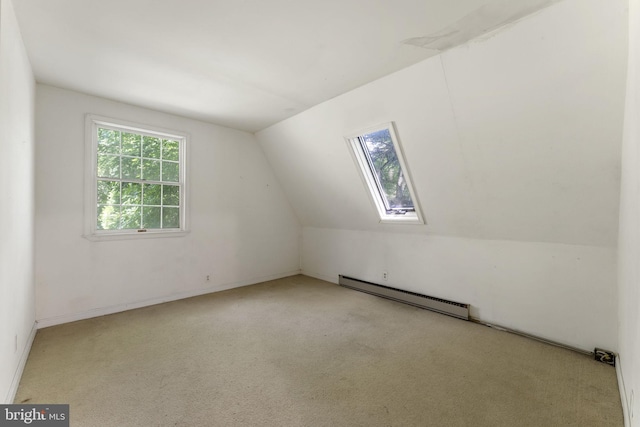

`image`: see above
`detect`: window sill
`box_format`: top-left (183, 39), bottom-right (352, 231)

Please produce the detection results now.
top-left (83, 230), bottom-right (190, 242)
top-left (379, 213), bottom-right (424, 224)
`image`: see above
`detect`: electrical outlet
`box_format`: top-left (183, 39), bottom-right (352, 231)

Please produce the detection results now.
top-left (206, 275), bottom-right (210, 281)
top-left (382, 272), bottom-right (388, 281)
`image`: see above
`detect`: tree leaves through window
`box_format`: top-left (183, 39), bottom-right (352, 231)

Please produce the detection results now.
top-left (96, 127), bottom-right (182, 230)
top-left (360, 129), bottom-right (414, 212)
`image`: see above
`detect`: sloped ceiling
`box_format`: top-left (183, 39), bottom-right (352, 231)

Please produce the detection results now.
top-left (14, 0), bottom-right (560, 132)
top-left (256, 0), bottom-right (628, 247)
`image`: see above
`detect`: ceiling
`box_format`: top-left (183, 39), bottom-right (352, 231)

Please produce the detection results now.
top-left (13, 0), bottom-right (560, 132)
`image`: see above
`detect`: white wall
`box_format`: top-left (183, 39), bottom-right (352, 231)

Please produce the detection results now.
top-left (618, 0), bottom-right (640, 424)
top-left (35, 85), bottom-right (301, 325)
top-left (257, 0), bottom-right (626, 351)
top-left (0, 0), bottom-right (36, 403)
top-left (303, 228), bottom-right (616, 351)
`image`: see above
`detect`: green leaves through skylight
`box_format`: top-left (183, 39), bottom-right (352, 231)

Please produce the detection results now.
top-left (347, 123), bottom-right (423, 224)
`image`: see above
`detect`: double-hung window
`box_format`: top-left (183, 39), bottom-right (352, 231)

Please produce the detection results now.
top-left (84, 115), bottom-right (188, 240)
top-left (346, 122), bottom-right (424, 224)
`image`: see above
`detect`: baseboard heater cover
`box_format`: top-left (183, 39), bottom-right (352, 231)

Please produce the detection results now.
top-left (339, 275), bottom-right (469, 320)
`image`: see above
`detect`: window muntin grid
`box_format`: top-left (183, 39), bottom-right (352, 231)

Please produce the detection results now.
top-left (93, 124), bottom-right (184, 232)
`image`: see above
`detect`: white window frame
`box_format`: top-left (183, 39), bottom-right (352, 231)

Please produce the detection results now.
top-left (346, 122), bottom-right (424, 224)
top-left (84, 114), bottom-right (189, 241)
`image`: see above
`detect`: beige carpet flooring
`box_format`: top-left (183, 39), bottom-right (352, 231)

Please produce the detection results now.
top-left (15, 275), bottom-right (622, 426)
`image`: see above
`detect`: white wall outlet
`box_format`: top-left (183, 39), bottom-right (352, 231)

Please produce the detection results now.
top-left (206, 275), bottom-right (210, 281)
top-left (382, 272), bottom-right (388, 281)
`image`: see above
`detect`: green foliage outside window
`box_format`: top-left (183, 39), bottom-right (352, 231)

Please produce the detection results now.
top-left (96, 127), bottom-right (181, 230)
top-left (360, 129), bottom-right (413, 211)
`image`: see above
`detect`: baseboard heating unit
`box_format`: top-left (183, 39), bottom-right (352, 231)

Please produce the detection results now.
top-left (339, 275), bottom-right (469, 320)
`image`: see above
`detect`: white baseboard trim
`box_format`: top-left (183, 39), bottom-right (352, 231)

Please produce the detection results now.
top-left (36, 270), bottom-right (301, 329)
top-left (617, 356), bottom-right (631, 427)
top-left (5, 322), bottom-right (37, 404)
top-left (300, 270), bottom-right (338, 284)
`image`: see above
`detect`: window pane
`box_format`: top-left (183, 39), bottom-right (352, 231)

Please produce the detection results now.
top-left (143, 136), bottom-right (161, 158)
top-left (162, 207), bottom-right (180, 228)
top-left (97, 154), bottom-right (120, 178)
top-left (97, 180), bottom-right (120, 205)
top-left (97, 205), bottom-right (120, 230)
top-left (91, 118), bottom-right (186, 236)
top-left (121, 182), bottom-right (141, 205)
top-left (162, 139), bottom-right (179, 161)
top-left (361, 129), bottom-right (414, 210)
top-left (142, 206), bottom-right (161, 229)
top-left (162, 161), bottom-right (179, 182)
top-left (121, 206), bottom-right (141, 229)
top-left (97, 128), bottom-right (120, 154)
top-left (143, 184), bottom-right (161, 205)
top-left (142, 159), bottom-right (161, 181)
top-left (122, 157), bottom-right (141, 180)
top-left (162, 185), bottom-right (180, 206)
top-left (122, 132), bottom-right (141, 156)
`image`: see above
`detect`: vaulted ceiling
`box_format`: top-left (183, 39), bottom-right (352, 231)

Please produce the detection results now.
top-left (14, 0), bottom-right (560, 132)
top-left (256, 0), bottom-right (627, 246)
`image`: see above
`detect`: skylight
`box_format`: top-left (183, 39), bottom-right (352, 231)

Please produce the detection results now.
top-left (346, 123), bottom-right (424, 224)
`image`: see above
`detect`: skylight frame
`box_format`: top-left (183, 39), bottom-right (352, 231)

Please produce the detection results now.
top-left (346, 122), bottom-right (425, 224)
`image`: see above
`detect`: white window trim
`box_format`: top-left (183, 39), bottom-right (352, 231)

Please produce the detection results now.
top-left (346, 122), bottom-right (425, 225)
top-left (83, 114), bottom-right (189, 241)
